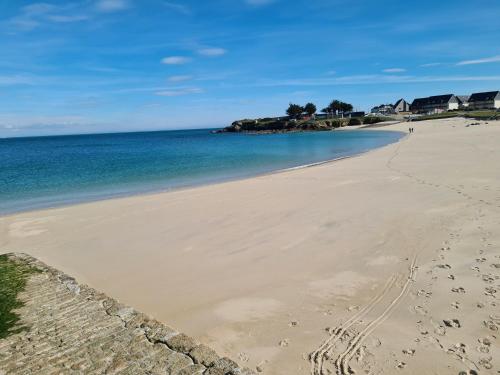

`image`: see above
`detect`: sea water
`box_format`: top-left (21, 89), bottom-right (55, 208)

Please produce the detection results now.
top-left (0, 128), bottom-right (403, 214)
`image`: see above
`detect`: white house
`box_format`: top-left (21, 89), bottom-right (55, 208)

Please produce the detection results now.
top-left (410, 94), bottom-right (459, 114)
top-left (468, 91), bottom-right (500, 110)
top-left (393, 98), bottom-right (410, 113)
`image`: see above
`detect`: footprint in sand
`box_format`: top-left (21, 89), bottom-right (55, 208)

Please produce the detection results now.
top-left (481, 274), bottom-right (497, 283)
top-left (484, 286), bottom-right (497, 297)
top-left (402, 349), bottom-right (415, 356)
top-left (237, 352), bottom-right (250, 362)
top-left (451, 287), bottom-right (466, 294)
top-left (413, 305), bottom-right (428, 315)
top-left (417, 289), bottom-right (432, 298)
top-left (443, 319), bottom-right (461, 328)
top-left (478, 356), bottom-right (493, 370)
top-left (447, 342), bottom-right (466, 355)
top-left (278, 339), bottom-right (289, 347)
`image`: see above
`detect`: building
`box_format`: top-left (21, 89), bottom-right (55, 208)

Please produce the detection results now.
top-left (410, 94), bottom-right (459, 114)
top-left (468, 91), bottom-right (500, 110)
top-left (393, 98), bottom-right (410, 113)
top-left (346, 111), bottom-right (366, 118)
top-left (370, 104), bottom-right (394, 115)
top-left (456, 95), bottom-right (470, 109)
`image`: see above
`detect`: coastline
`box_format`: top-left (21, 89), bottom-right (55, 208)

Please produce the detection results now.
top-left (0, 128), bottom-right (404, 217)
top-left (1, 118), bottom-right (499, 374)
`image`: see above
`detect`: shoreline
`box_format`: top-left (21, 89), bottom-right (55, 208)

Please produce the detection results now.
top-left (2, 118), bottom-right (499, 374)
top-left (1, 128), bottom-right (404, 218)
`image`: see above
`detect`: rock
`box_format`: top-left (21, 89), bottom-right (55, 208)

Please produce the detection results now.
top-left (144, 321), bottom-right (178, 343)
top-left (190, 344), bottom-right (220, 367)
top-left (204, 368), bottom-right (225, 375)
top-left (164, 352), bottom-right (193, 373)
top-left (212, 357), bottom-right (239, 373)
top-left (177, 364), bottom-right (206, 375)
top-left (166, 333), bottom-right (197, 354)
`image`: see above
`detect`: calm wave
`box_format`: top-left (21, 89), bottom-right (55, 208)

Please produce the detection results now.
top-left (0, 129), bottom-right (403, 214)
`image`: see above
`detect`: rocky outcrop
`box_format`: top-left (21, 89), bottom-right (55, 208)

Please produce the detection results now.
top-left (0, 253), bottom-right (254, 375)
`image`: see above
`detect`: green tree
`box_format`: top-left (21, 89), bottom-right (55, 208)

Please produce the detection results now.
top-left (341, 102), bottom-right (353, 112)
top-left (328, 100), bottom-right (353, 114)
top-left (304, 103), bottom-right (317, 116)
top-left (286, 103), bottom-right (304, 118)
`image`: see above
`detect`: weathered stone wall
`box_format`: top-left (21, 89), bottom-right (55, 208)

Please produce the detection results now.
top-left (0, 253), bottom-right (254, 375)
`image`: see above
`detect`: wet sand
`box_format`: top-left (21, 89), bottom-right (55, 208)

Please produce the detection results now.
top-left (1, 118), bottom-right (499, 374)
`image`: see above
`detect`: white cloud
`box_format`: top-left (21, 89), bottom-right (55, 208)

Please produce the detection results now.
top-left (382, 68), bottom-right (406, 73)
top-left (161, 56), bottom-right (191, 65)
top-left (420, 62), bottom-right (442, 68)
top-left (168, 75), bottom-right (193, 82)
top-left (156, 87), bottom-right (203, 96)
top-left (47, 14), bottom-right (89, 23)
top-left (456, 55), bottom-right (500, 66)
top-left (95, 0), bottom-right (130, 12)
top-left (197, 48), bottom-right (227, 57)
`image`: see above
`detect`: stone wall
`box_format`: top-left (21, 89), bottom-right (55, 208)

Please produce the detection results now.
top-left (0, 253), bottom-right (254, 375)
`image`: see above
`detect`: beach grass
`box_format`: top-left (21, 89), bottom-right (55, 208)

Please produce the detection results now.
top-left (463, 110), bottom-right (500, 120)
top-left (0, 255), bottom-right (39, 338)
top-left (412, 110), bottom-right (500, 122)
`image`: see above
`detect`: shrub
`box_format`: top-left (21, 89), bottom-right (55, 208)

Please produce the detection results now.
top-left (363, 116), bottom-right (387, 124)
top-left (331, 119), bottom-right (348, 128)
top-left (348, 118), bottom-right (363, 126)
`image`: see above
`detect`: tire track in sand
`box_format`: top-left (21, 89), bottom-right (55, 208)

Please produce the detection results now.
top-left (335, 256), bottom-right (418, 375)
top-left (309, 274), bottom-right (398, 375)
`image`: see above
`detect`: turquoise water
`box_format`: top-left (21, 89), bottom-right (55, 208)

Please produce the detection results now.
top-left (0, 129), bottom-right (403, 214)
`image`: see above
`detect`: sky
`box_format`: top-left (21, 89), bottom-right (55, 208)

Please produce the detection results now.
top-left (1, 0), bottom-right (500, 137)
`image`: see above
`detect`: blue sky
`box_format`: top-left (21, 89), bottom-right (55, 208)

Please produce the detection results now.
top-left (1, 0), bottom-right (499, 137)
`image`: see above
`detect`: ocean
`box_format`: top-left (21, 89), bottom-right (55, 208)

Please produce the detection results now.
top-left (0, 128), bottom-right (403, 214)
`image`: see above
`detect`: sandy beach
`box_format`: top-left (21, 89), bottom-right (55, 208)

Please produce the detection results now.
top-left (1, 118), bottom-right (499, 374)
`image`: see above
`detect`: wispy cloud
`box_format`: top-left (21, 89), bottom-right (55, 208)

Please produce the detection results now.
top-left (95, 0), bottom-right (130, 13)
top-left (163, 2), bottom-right (191, 15)
top-left (197, 48), bottom-right (227, 57)
top-left (168, 75), bottom-right (193, 82)
top-left (456, 55), bottom-right (500, 66)
top-left (249, 74), bottom-right (500, 87)
top-left (382, 68), bottom-right (406, 73)
top-left (156, 87), bottom-right (203, 96)
top-left (161, 56), bottom-right (192, 65)
top-left (47, 14), bottom-right (89, 23)
top-left (5, 2), bottom-right (89, 31)
top-left (0, 75), bottom-right (39, 86)
top-left (419, 62), bottom-right (442, 68)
